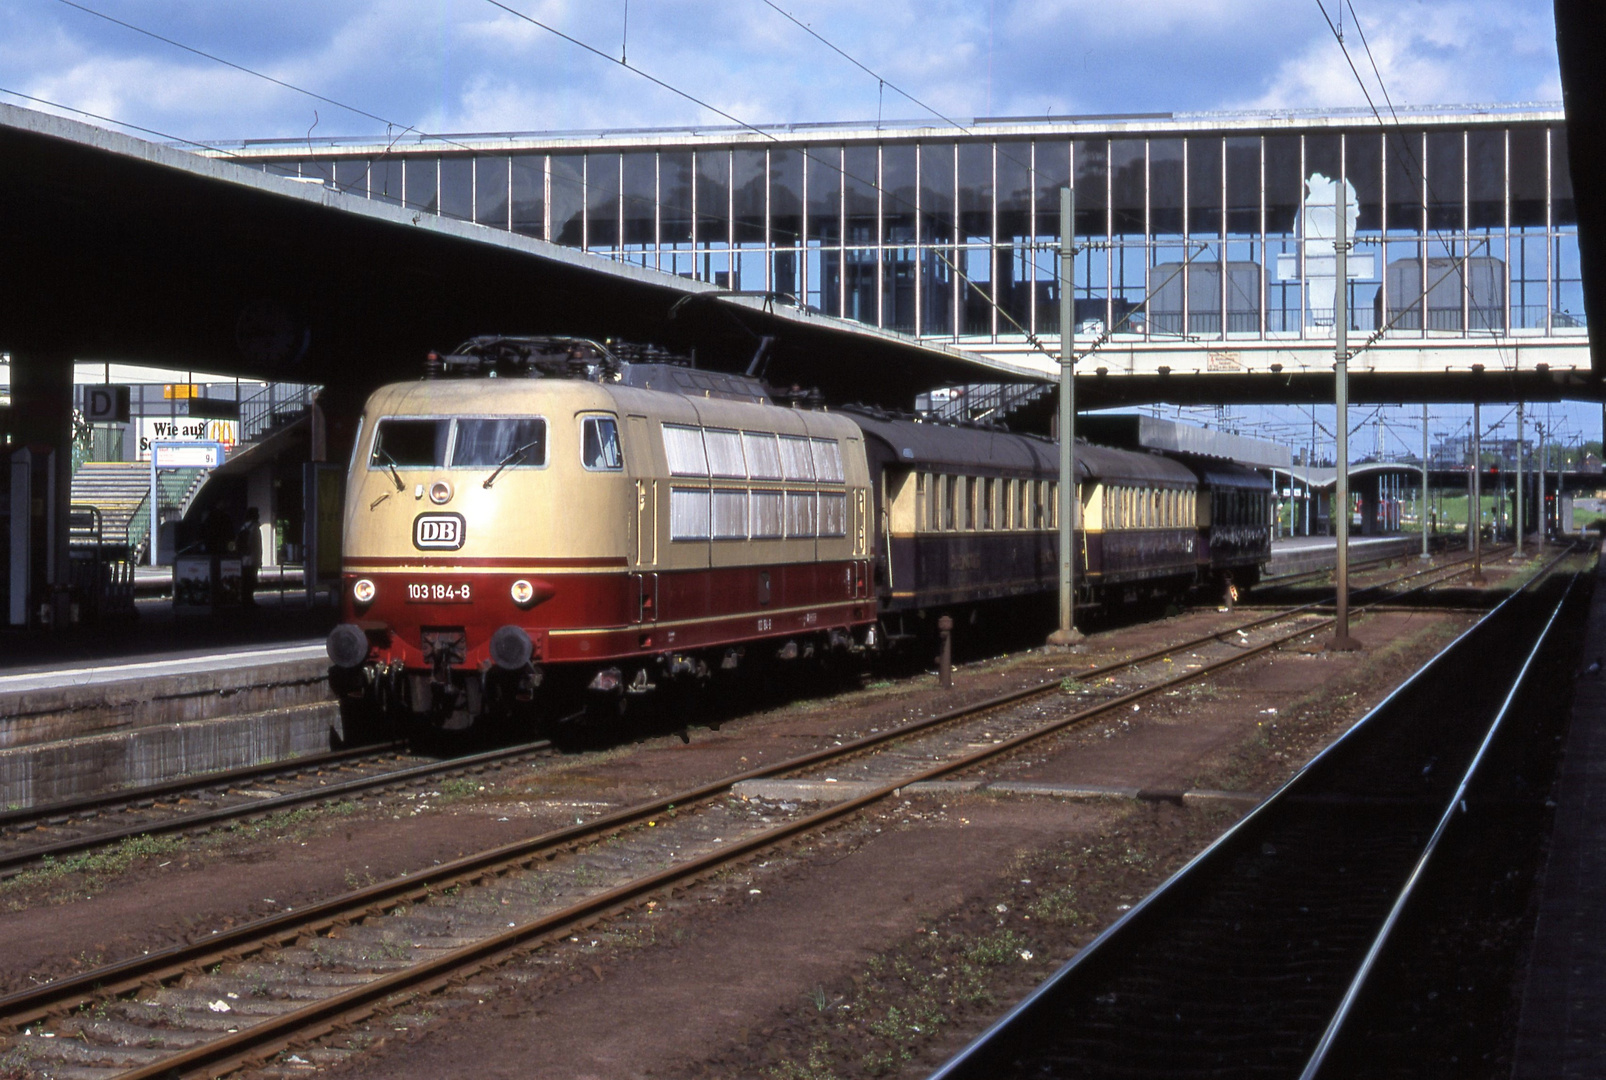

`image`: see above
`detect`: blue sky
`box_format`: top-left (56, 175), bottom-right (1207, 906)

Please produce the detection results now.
top-left (0, 0), bottom-right (1564, 144)
top-left (1, 1), bottom-right (1588, 454)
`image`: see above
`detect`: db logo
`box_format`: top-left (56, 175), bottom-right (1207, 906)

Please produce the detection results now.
top-left (414, 513), bottom-right (466, 550)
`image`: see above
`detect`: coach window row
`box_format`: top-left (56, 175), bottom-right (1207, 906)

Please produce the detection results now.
top-left (916, 473), bottom-right (1058, 533)
top-left (669, 488), bottom-right (849, 541)
top-left (1104, 485), bottom-right (1195, 530)
top-left (1214, 489), bottom-right (1268, 527)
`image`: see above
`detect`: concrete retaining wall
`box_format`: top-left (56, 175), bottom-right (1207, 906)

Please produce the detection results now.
top-left (0, 700), bottom-right (342, 808)
top-left (0, 660), bottom-right (332, 750)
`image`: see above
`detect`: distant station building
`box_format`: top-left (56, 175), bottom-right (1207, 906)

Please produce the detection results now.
top-left (217, 104), bottom-right (1587, 389)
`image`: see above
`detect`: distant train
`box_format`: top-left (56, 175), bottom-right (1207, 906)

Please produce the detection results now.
top-left (326, 337), bottom-right (1271, 732)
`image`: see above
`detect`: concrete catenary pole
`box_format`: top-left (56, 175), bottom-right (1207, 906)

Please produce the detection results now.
top-left (1515, 401), bottom-right (1524, 557)
top-left (1472, 402), bottom-right (1484, 581)
top-left (1538, 422), bottom-right (1548, 539)
top-left (1421, 403), bottom-right (1431, 560)
top-left (1049, 186), bottom-right (1082, 647)
top-left (1331, 177), bottom-right (1358, 650)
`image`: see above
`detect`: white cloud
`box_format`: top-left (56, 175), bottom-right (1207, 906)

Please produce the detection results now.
top-left (0, 0), bottom-right (1563, 145)
top-left (1241, 2), bottom-right (1560, 111)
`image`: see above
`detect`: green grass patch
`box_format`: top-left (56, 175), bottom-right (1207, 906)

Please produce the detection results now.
top-left (6, 832), bottom-right (182, 893)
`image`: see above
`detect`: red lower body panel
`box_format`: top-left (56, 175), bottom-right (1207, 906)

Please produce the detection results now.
top-left (343, 560), bottom-right (874, 671)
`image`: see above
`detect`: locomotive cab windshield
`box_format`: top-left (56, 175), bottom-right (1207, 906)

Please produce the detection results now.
top-left (367, 416), bottom-right (550, 471)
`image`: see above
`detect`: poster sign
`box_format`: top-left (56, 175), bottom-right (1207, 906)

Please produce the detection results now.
top-left (152, 441), bottom-right (224, 468)
top-left (137, 418), bottom-right (239, 460)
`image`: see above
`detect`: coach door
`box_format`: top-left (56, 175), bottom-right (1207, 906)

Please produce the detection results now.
top-left (626, 415), bottom-right (657, 568)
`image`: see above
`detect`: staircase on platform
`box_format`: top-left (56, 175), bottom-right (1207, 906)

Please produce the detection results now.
top-left (70, 462), bottom-right (206, 563)
top-left (70, 382), bottom-right (319, 563)
top-left (921, 382), bottom-right (1054, 425)
top-left (69, 462), bottom-right (152, 545)
top-left (238, 383), bottom-right (315, 447)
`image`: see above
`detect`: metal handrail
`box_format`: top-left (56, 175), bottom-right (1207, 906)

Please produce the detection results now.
top-left (238, 382), bottom-right (317, 445)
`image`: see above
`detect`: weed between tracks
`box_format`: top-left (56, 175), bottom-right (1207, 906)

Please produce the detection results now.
top-left (1192, 615), bottom-right (1467, 794)
top-left (0, 799), bottom-right (365, 909)
top-left (694, 802), bottom-right (1237, 1080)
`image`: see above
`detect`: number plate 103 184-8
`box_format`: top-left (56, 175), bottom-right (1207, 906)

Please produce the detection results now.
top-left (406, 581), bottom-right (473, 603)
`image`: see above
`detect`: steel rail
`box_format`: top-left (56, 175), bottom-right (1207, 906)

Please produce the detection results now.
top-left (0, 741), bottom-right (405, 829)
top-left (1296, 565), bottom-right (1581, 1079)
top-left (925, 542), bottom-right (1581, 1080)
top-left (0, 739), bottom-right (553, 876)
top-left (2, 556), bottom-right (1487, 1078)
top-left (111, 619), bottom-right (1343, 1080)
top-left (0, 551), bottom-right (1472, 881)
top-left (0, 552), bottom-right (1481, 1036)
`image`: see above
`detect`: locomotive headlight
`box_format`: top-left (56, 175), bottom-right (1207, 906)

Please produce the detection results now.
top-left (353, 578), bottom-right (377, 605)
top-left (510, 579), bottom-right (535, 606)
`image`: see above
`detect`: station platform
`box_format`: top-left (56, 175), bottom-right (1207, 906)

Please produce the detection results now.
top-left (0, 593), bottom-right (341, 808)
top-left (1512, 555), bottom-right (1606, 1076)
top-left (1263, 533), bottom-right (1431, 580)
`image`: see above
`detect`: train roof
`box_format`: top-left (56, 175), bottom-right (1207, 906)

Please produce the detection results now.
top-left (359, 370), bottom-right (863, 443)
top-left (845, 410), bottom-right (1196, 486)
top-left (1190, 459), bottom-right (1274, 490)
top-left (425, 335), bottom-right (773, 405)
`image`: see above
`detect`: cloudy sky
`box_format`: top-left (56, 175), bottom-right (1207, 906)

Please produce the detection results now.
top-left (0, 0), bottom-right (1564, 146)
top-left (1, 1), bottom-right (1586, 451)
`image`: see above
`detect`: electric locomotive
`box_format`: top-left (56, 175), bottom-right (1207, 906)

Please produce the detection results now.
top-left (327, 337), bottom-right (876, 731)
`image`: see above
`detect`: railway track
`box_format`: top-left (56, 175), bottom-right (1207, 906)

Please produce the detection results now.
top-left (0, 741), bottom-right (556, 879)
top-left (0, 548), bottom-right (1494, 884)
top-left (0, 551), bottom-right (1493, 1078)
top-left (928, 545), bottom-right (1584, 1080)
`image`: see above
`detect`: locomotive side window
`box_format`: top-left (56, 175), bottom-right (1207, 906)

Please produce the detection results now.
top-left (810, 439), bottom-right (844, 482)
top-left (742, 432), bottom-right (784, 479)
top-left (581, 416), bottom-right (622, 470)
top-left (750, 490), bottom-right (784, 538)
top-left (785, 491), bottom-right (818, 537)
top-left (711, 489), bottom-right (747, 539)
top-left (705, 428), bottom-right (746, 478)
top-left (663, 424), bottom-right (709, 476)
top-left (820, 492), bottom-right (848, 537)
top-left (669, 487), bottom-right (711, 540)
top-left (779, 435), bottom-right (816, 480)
top-left (452, 418), bottom-right (547, 468)
top-left (371, 418), bottom-right (450, 468)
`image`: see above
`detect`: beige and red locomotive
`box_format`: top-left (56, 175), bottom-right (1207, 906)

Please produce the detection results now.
top-left (326, 338), bottom-right (875, 730)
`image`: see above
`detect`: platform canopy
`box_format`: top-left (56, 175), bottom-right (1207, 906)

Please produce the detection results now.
top-left (1557, 0), bottom-right (1606, 375)
top-left (0, 103), bottom-right (1037, 408)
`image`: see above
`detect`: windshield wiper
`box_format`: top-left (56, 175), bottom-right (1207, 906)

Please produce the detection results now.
top-left (374, 446), bottom-right (405, 492)
top-left (483, 439), bottom-right (542, 489)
